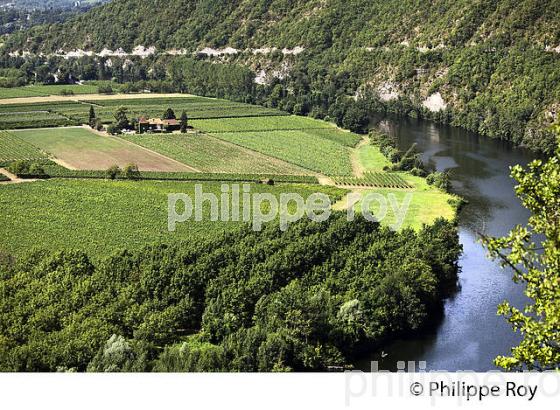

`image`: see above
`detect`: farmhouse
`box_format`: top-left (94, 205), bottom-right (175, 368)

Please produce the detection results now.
top-left (138, 116), bottom-right (181, 133)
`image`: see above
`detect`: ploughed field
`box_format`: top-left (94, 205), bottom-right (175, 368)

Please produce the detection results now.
top-left (12, 128), bottom-right (194, 172)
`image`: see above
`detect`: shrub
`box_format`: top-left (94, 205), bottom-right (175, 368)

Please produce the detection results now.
top-left (122, 163), bottom-right (141, 180)
top-left (8, 161), bottom-right (47, 178)
top-left (59, 89), bottom-right (75, 96)
top-left (8, 160), bottom-right (29, 175)
top-left (371, 131), bottom-right (397, 153)
top-left (426, 171), bottom-right (451, 191)
top-left (28, 163), bottom-right (46, 176)
top-left (98, 85), bottom-right (114, 94)
top-left (383, 146), bottom-right (402, 163)
top-left (410, 167), bottom-right (427, 177)
top-left (106, 165), bottom-right (121, 180)
top-left (106, 124), bottom-right (120, 135)
top-left (94, 119), bottom-right (104, 131)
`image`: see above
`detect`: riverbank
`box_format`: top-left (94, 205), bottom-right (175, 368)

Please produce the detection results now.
top-left (357, 116), bottom-right (534, 371)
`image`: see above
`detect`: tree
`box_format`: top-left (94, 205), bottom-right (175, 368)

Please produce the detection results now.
top-left (88, 106), bottom-right (96, 127)
top-left (426, 171), bottom-right (451, 191)
top-left (180, 110), bottom-right (188, 133)
top-left (8, 160), bottom-right (29, 175)
top-left (482, 124), bottom-right (560, 371)
top-left (114, 106), bottom-right (129, 130)
top-left (94, 118), bottom-right (104, 131)
top-left (106, 165), bottom-right (121, 180)
top-left (342, 102), bottom-right (370, 134)
top-left (122, 163), bottom-right (140, 180)
top-left (87, 335), bottom-right (138, 372)
top-left (163, 108), bottom-right (176, 120)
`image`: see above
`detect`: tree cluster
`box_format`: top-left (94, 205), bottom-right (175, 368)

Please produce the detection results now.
top-left (0, 214), bottom-right (461, 372)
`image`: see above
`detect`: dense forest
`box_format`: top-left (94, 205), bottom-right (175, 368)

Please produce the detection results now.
top-left (0, 215), bottom-right (461, 372)
top-left (0, 1), bottom-right (110, 35)
top-left (0, 1), bottom-right (108, 10)
top-left (1, 0), bottom-right (559, 152)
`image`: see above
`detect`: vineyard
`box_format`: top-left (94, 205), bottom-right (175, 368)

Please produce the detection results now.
top-left (121, 133), bottom-right (309, 175)
top-left (0, 110), bottom-right (76, 130)
top-left (191, 115), bottom-right (332, 133)
top-left (0, 131), bottom-right (47, 166)
top-left (14, 162), bottom-right (319, 184)
top-left (83, 96), bottom-right (289, 122)
top-left (0, 179), bottom-right (345, 258)
top-left (303, 128), bottom-right (362, 148)
top-left (213, 130), bottom-right (353, 176)
top-left (334, 172), bottom-right (412, 188)
top-left (0, 96), bottom-right (290, 129)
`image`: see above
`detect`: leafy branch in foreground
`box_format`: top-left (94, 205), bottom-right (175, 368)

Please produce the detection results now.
top-left (482, 124), bottom-right (560, 371)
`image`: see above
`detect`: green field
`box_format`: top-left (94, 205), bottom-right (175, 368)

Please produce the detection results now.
top-left (213, 130), bottom-right (353, 176)
top-left (0, 179), bottom-right (346, 258)
top-left (342, 167), bottom-right (459, 230)
top-left (334, 172), bottom-right (412, 188)
top-left (0, 110), bottom-right (75, 130)
top-left (122, 133), bottom-right (309, 175)
top-left (0, 93), bottom-right (458, 259)
top-left (0, 82), bottom-right (119, 99)
top-left (0, 131), bottom-right (47, 165)
top-left (191, 115), bottom-right (332, 133)
top-left (304, 128), bottom-right (362, 147)
top-left (85, 96), bottom-right (288, 122)
top-left (0, 96), bottom-right (291, 128)
top-left (358, 144), bottom-right (393, 171)
top-left (0, 88), bottom-right (45, 99)
top-left (21, 84), bottom-right (102, 96)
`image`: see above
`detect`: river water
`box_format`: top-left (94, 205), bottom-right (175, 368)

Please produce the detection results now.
top-left (360, 117), bottom-right (536, 372)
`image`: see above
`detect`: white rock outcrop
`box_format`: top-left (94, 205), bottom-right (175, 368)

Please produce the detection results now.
top-left (423, 92), bottom-right (447, 112)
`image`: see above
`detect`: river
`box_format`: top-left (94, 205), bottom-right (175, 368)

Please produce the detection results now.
top-left (360, 117), bottom-right (536, 372)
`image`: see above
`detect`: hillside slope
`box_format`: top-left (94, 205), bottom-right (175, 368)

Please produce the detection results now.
top-left (2, 0), bottom-right (560, 151)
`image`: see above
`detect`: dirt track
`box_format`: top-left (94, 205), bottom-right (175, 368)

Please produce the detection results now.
top-left (0, 168), bottom-right (38, 185)
top-left (0, 93), bottom-right (196, 105)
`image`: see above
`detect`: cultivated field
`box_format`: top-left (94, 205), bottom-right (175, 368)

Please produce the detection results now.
top-left (0, 92), bottom-right (458, 262)
top-left (0, 95), bottom-right (289, 129)
top-left (0, 82), bottom-right (119, 100)
top-left (0, 88), bottom-right (46, 99)
top-left (86, 97), bottom-right (287, 123)
top-left (122, 133), bottom-right (309, 175)
top-left (0, 131), bottom-right (48, 165)
top-left (0, 179), bottom-right (345, 258)
top-left (303, 128), bottom-right (362, 147)
top-left (13, 128), bottom-right (194, 171)
top-left (354, 175), bottom-right (458, 230)
top-left (191, 115), bottom-right (332, 133)
top-left (213, 130), bottom-right (354, 176)
top-left (333, 172), bottom-right (412, 188)
top-left (0, 109), bottom-right (74, 130)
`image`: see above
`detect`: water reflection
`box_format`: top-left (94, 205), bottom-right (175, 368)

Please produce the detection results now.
top-left (358, 117), bottom-right (535, 371)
